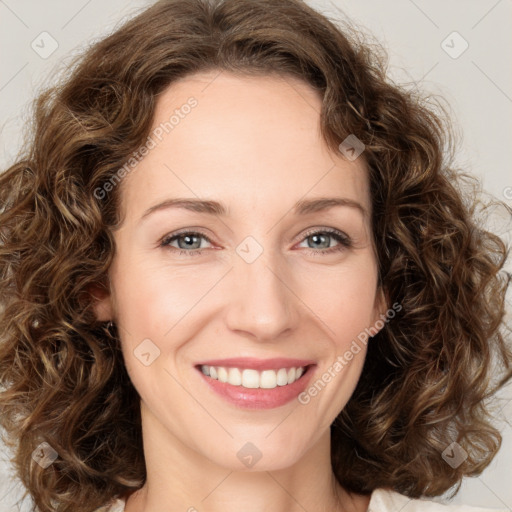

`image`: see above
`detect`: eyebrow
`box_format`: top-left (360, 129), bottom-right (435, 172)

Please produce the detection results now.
top-left (139, 196), bottom-right (367, 222)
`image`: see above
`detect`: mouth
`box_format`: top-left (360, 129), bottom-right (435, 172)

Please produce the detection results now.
top-left (194, 357), bottom-right (316, 409)
top-left (197, 364), bottom-right (311, 388)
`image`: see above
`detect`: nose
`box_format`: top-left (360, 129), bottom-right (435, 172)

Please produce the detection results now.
top-left (224, 247), bottom-right (301, 343)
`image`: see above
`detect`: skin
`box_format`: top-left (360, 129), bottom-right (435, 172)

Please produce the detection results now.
top-left (92, 70), bottom-right (387, 512)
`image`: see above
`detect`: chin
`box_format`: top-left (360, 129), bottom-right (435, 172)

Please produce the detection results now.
top-left (203, 439), bottom-right (310, 473)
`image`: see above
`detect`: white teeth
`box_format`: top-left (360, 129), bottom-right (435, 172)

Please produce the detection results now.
top-left (276, 368), bottom-right (288, 386)
top-left (242, 369), bottom-right (260, 388)
top-left (228, 367), bottom-right (242, 386)
top-left (200, 365), bottom-right (307, 388)
top-left (217, 367), bottom-right (228, 383)
top-left (260, 370), bottom-right (277, 389)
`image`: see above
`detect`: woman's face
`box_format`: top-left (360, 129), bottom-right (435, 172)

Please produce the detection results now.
top-left (94, 71), bottom-right (386, 471)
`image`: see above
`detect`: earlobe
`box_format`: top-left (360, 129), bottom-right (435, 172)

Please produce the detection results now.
top-left (86, 283), bottom-right (114, 322)
top-left (371, 286), bottom-right (390, 336)
top-left (379, 287), bottom-right (391, 317)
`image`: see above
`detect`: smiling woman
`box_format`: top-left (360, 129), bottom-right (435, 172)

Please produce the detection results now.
top-left (0, 1), bottom-right (511, 512)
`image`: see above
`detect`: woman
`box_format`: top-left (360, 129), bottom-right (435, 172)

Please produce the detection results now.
top-left (0, 1), bottom-right (510, 511)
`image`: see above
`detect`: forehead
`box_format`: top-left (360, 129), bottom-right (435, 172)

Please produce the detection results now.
top-left (118, 71), bottom-right (370, 224)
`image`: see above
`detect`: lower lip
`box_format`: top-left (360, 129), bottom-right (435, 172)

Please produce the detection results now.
top-left (196, 366), bottom-right (315, 410)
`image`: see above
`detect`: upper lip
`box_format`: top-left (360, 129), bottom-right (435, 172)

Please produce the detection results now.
top-left (195, 357), bottom-right (316, 371)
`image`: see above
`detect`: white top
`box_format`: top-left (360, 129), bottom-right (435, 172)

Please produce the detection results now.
top-left (93, 488), bottom-right (508, 511)
top-left (367, 488), bottom-right (507, 511)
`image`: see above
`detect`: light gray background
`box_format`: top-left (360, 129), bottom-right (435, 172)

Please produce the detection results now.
top-left (0, 0), bottom-right (511, 511)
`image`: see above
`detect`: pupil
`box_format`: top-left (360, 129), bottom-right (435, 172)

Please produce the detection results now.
top-left (181, 235), bottom-right (199, 249)
top-left (311, 234), bottom-right (328, 249)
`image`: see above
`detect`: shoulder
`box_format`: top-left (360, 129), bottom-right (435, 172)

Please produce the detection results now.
top-left (368, 488), bottom-right (508, 512)
top-left (92, 498), bottom-right (126, 512)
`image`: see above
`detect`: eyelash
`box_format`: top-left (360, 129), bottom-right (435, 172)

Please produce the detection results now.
top-left (159, 228), bottom-right (352, 257)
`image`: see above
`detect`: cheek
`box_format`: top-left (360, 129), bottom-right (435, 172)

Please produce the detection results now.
top-left (109, 245), bottom-right (198, 334)
top-left (109, 257), bottom-right (224, 387)
top-left (296, 256), bottom-right (380, 338)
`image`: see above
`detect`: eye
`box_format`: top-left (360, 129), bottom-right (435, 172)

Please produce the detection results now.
top-left (296, 228), bottom-right (352, 255)
top-left (160, 230), bottom-right (213, 256)
top-left (160, 228), bottom-right (352, 257)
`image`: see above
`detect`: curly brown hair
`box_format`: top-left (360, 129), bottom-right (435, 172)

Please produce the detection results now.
top-left (1, 0), bottom-right (511, 511)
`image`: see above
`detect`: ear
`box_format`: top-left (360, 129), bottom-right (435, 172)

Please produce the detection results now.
top-left (370, 285), bottom-right (390, 336)
top-left (86, 282), bottom-right (114, 322)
